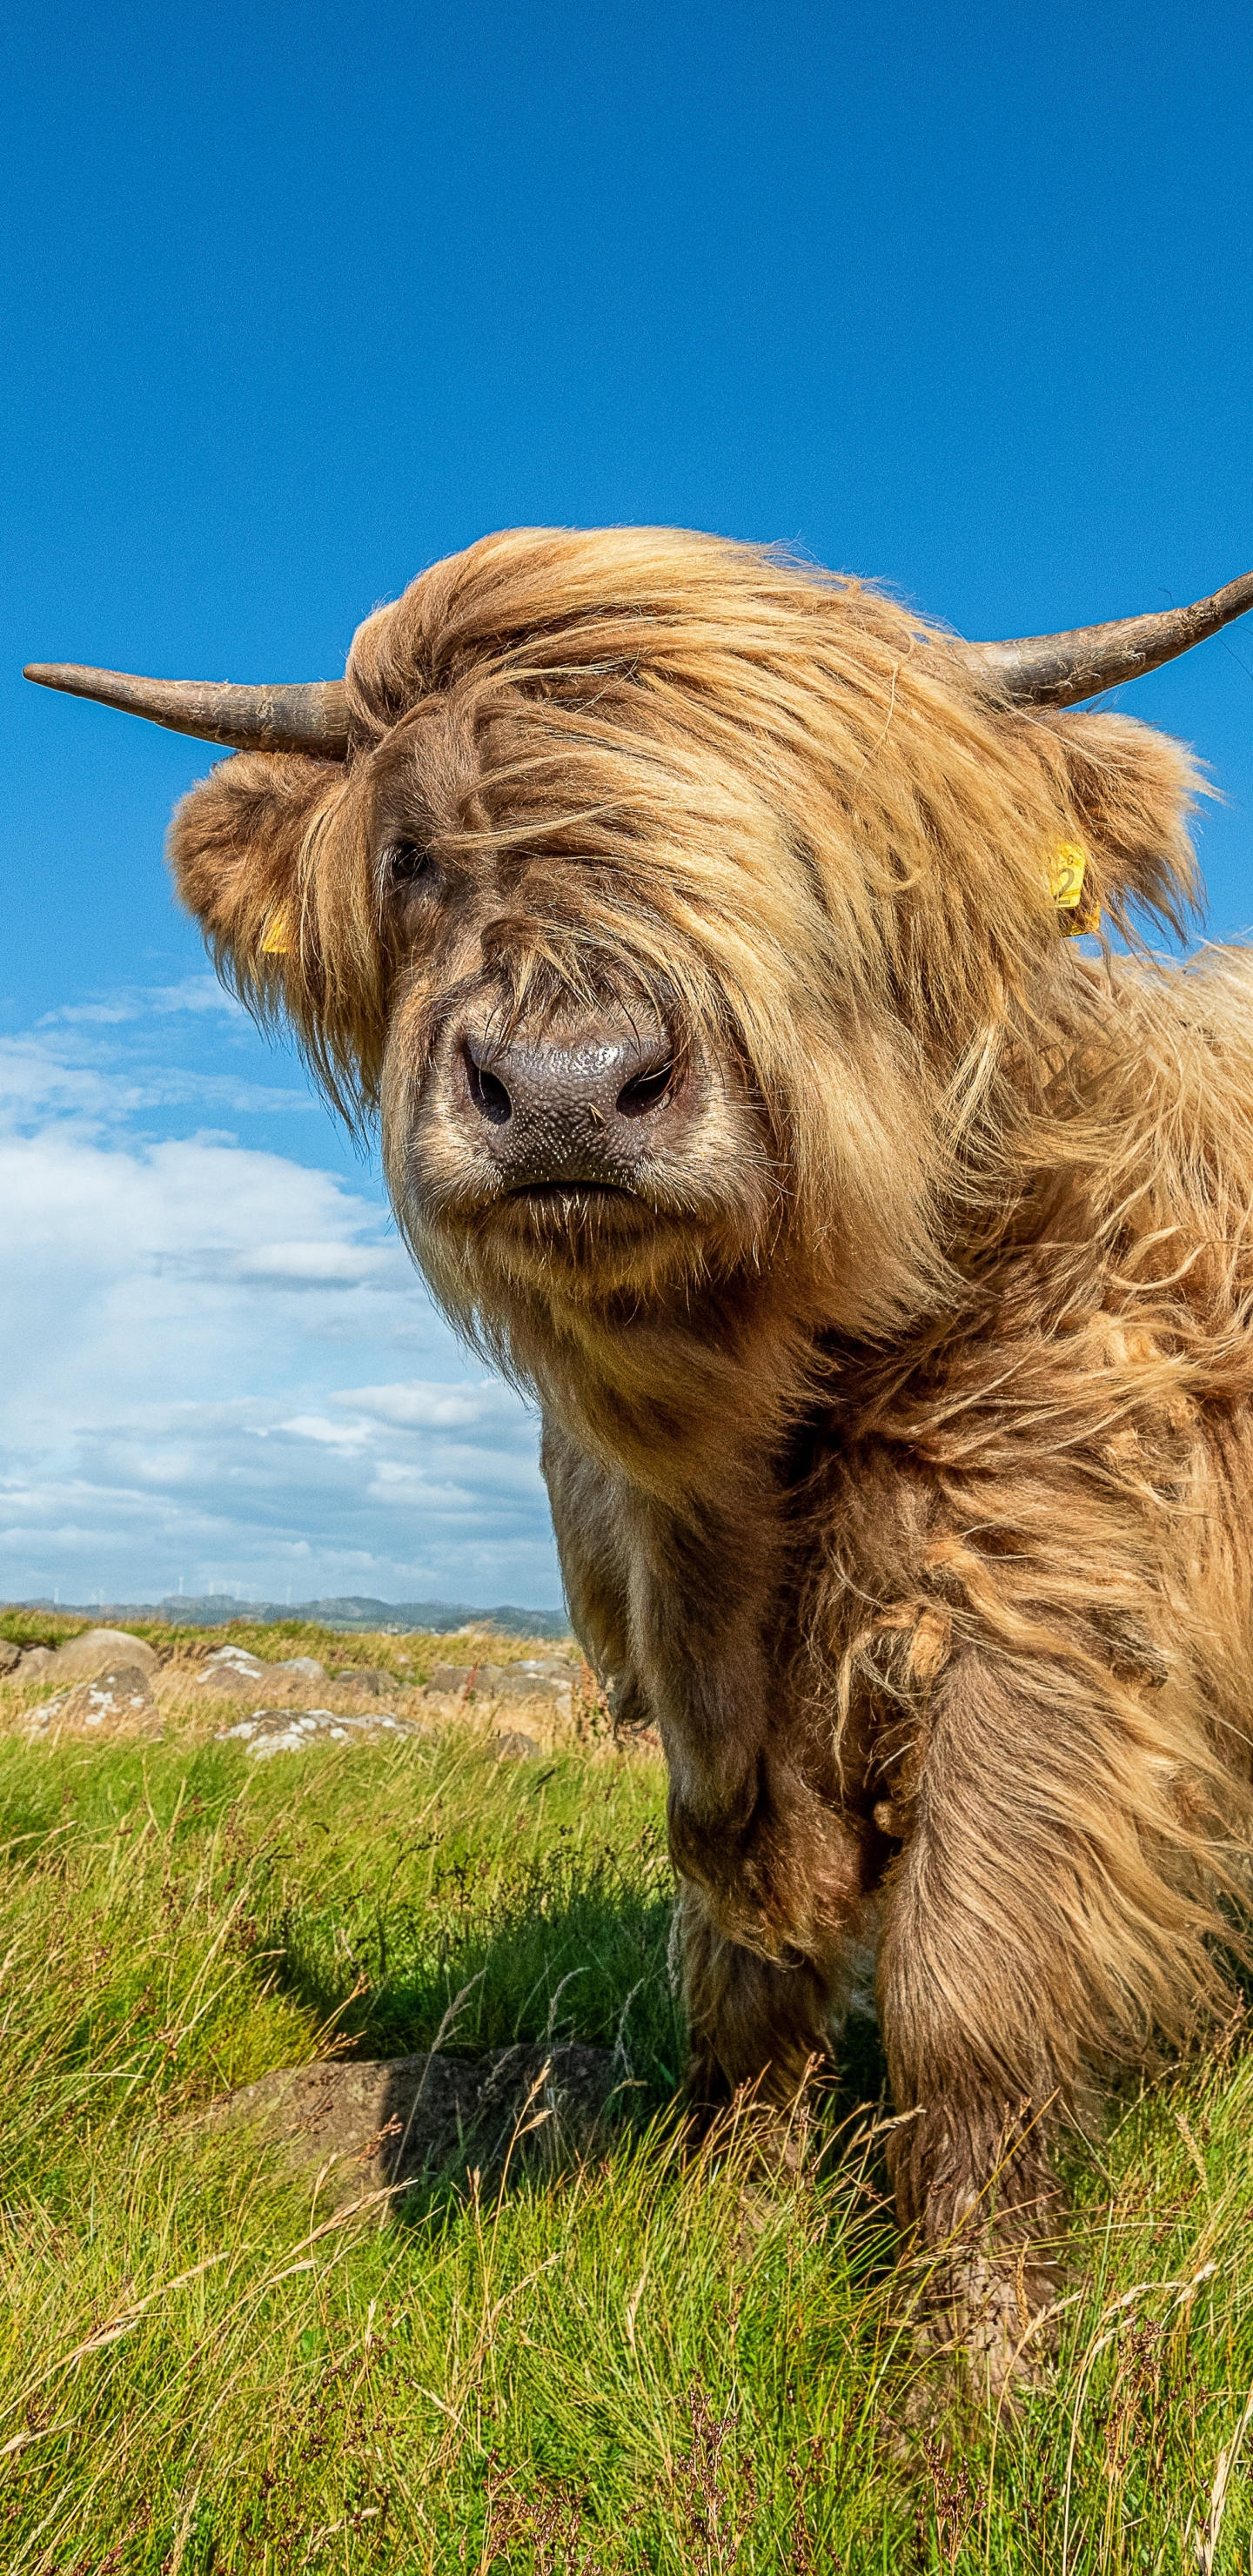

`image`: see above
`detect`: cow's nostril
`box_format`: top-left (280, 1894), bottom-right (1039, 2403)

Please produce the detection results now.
top-left (616, 1063), bottom-right (673, 1118)
top-left (465, 1047), bottom-right (513, 1125)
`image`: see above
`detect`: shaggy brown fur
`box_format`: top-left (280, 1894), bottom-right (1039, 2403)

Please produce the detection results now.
top-left (169, 526), bottom-right (1253, 2386)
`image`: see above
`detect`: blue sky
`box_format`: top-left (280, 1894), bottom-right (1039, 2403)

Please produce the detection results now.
top-left (3, 0), bottom-right (1252, 1607)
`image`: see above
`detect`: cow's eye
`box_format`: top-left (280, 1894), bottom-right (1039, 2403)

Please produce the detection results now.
top-left (386, 841), bottom-right (432, 888)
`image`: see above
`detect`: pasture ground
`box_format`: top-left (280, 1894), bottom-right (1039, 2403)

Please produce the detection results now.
top-left (0, 1611), bottom-right (1250, 2573)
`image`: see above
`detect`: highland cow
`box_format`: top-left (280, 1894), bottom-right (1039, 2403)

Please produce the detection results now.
top-left (27, 531), bottom-right (1253, 2388)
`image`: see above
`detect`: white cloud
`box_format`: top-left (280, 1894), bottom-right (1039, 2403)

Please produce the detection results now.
top-left (332, 1379), bottom-right (524, 1432)
top-left (278, 1414), bottom-right (377, 1448)
top-left (234, 1241), bottom-right (393, 1286)
top-left (37, 973), bottom-right (245, 1030)
top-left (0, 1024), bottom-right (315, 1133)
top-left (0, 995), bottom-right (561, 1610)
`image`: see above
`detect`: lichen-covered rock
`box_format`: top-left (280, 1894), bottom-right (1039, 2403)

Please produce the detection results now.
top-left (197, 1664), bottom-right (256, 1696)
top-left (197, 1648), bottom-right (330, 1700)
top-left (220, 1707), bottom-right (426, 1758)
top-left (25, 1664), bottom-right (158, 1739)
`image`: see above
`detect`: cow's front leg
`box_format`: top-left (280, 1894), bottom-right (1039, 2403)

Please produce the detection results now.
top-left (673, 1877), bottom-right (854, 2143)
top-left (875, 1647), bottom-right (1080, 2392)
top-left (541, 1421), bottom-right (647, 1721)
top-left (629, 1496), bottom-right (772, 1917)
top-left (548, 1445), bottom-right (868, 2130)
top-left (878, 1975), bottom-right (1061, 2397)
top-left (625, 1494), bottom-right (871, 2130)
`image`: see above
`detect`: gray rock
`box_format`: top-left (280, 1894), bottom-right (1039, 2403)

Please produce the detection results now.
top-left (276, 1655), bottom-right (327, 1680)
top-left (494, 1729), bottom-right (542, 1760)
top-left (0, 1641), bottom-right (20, 1677)
top-left (17, 1646), bottom-right (54, 1677)
top-left (197, 1661), bottom-right (261, 1695)
top-left (425, 1663), bottom-right (472, 1695)
top-left (50, 1627), bottom-right (160, 1682)
top-left (421, 1657), bottom-right (573, 1710)
top-left (331, 1665), bottom-right (389, 1694)
top-left (207, 2042), bottom-right (621, 2202)
top-left (477, 1661), bottom-right (565, 1701)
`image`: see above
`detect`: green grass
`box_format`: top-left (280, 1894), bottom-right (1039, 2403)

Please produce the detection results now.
top-left (2, 1701), bottom-right (1253, 2570)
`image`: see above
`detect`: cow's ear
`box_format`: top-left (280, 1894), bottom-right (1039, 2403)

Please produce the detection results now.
top-left (167, 750), bottom-right (343, 1000)
top-left (169, 750), bottom-right (388, 1123)
top-left (1023, 707), bottom-right (1203, 943)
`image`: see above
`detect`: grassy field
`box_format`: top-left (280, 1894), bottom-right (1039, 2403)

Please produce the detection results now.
top-left (1, 1616), bottom-right (1252, 2570)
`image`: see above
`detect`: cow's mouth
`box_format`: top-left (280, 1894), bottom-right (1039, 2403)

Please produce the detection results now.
top-left (507, 1180), bottom-right (638, 1204)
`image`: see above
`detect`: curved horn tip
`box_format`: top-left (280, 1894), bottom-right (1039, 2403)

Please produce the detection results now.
top-left (966, 566), bottom-right (1253, 710)
top-left (24, 663), bottom-right (79, 688)
top-left (21, 661), bottom-right (351, 757)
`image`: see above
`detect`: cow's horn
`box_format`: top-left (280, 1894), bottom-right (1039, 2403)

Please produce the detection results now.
top-left (964, 567), bottom-right (1253, 708)
top-left (22, 664), bottom-right (351, 757)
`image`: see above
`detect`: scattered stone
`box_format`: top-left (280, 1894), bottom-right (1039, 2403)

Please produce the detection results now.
top-left (478, 1660), bottom-right (569, 1701)
top-left (494, 1728), bottom-right (542, 1761)
top-left (419, 1657), bottom-right (576, 1728)
top-left (332, 1665), bottom-right (390, 1694)
top-left (220, 1707), bottom-right (425, 1759)
top-left (0, 1641), bottom-right (20, 1678)
top-left (50, 1627), bottom-right (161, 1682)
top-left (207, 2042), bottom-right (621, 2202)
top-left (197, 1660), bottom-right (263, 1696)
top-left (25, 1664), bottom-right (158, 1739)
top-left (425, 1663), bottom-right (473, 1696)
top-left (17, 1647), bottom-right (56, 1679)
top-left (198, 1647), bottom-right (328, 1697)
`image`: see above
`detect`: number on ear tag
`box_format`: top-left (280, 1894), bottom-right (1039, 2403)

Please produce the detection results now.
top-left (1048, 841), bottom-right (1100, 936)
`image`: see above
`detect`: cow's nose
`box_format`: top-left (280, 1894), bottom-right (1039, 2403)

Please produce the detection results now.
top-left (457, 1019), bottom-right (679, 1184)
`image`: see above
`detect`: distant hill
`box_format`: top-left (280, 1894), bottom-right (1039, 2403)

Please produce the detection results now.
top-left (13, 1593), bottom-right (572, 1640)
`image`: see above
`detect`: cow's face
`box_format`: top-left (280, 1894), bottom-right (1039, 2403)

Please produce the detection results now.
top-left (357, 704), bottom-right (775, 1310)
top-left (162, 527), bottom-right (1205, 1345)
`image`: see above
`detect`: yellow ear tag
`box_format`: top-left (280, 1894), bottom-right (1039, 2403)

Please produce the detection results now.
top-left (260, 902), bottom-right (295, 957)
top-left (1048, 841), bottom-right (1100, 937)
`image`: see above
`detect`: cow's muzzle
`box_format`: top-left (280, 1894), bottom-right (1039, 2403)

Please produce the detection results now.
top-left (452, 1013), bottom-right (684, 1192)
